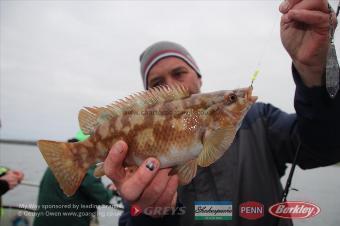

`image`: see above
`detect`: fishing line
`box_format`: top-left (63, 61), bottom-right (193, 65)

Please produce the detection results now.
top-left (245, 6), bottom-right (303, 226)
top-left (249, 3), bottom-right (281, 87)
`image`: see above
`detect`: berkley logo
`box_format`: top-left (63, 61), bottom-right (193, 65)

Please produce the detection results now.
top-left (239, 201), bottom-right (264, 220)
top-left (269, 201), bottom-right (321, 219)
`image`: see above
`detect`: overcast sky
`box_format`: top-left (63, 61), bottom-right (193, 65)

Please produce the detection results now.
top-left (1, 0), bottom-right (339, 141)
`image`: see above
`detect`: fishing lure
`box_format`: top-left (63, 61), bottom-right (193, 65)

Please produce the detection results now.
top-left (326, 3), bottom-right (340, 98)
top-left (250, 69), bottom-right (260, 88)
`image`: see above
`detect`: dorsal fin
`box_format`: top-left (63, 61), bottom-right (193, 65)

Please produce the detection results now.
top-left (79, 107), bottom-right (114, 134)
top-left (79, 84), bottom-right (189, 135)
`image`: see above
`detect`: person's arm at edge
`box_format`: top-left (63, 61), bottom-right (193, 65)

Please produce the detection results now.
top-left (292, 63), bottom-right (340, 162)
top-left (262, 64), bottom-right (340, 174)
top-left (0, 179), bottom-right (10, 196)
top-left (79, 167), bottom-right (114, 205)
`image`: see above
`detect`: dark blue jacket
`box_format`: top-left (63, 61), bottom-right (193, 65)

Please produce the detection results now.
top-left (119, 66), bottom-right (340, 226)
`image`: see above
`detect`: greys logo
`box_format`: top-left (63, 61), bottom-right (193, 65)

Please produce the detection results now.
top-left (130, 205), bottom-right (186, 217)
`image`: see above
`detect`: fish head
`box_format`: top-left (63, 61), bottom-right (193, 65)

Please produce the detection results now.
top-left (205, 86), bottom-right (257, 130)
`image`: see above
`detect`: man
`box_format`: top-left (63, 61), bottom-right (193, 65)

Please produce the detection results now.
top-left (104, 1), bottom-right (340, 225)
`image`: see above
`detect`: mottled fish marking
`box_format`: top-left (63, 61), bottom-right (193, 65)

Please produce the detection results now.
top-left (38, 84), bottom-right (257, 196)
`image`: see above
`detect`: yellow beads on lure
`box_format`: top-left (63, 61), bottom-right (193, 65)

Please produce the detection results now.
top-left (250, 69), bottom-right (260, 88)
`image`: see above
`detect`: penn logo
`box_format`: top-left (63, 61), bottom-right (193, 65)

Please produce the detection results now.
top-left (269, 201), bottom-right (321, 219)
top-left (239, 201), bottom-right (264, 220)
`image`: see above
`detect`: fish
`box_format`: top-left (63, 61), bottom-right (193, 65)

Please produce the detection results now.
top-left (37, 84), bottom-right (257, 196)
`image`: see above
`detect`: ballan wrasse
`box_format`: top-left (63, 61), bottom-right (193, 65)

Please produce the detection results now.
top-left (38, 84), bottom-right (257, 196)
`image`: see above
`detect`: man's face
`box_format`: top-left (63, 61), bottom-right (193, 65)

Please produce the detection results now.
top-left (147, 57), bottom-right (202, 94)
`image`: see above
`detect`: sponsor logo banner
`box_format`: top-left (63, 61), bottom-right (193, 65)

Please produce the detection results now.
top-left (269, 201), bottom-right (320, 219)
top-left (239, 201), bottom-right (264, 220)
top-left (194, 201), bottom-right (232, 220)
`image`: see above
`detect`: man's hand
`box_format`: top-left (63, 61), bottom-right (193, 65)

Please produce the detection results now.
top-left (104, 141), bottom-right (179, 218)
top-left (279, 0), bottom-right (338, 87)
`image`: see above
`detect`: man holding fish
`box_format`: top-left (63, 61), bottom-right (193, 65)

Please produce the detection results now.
top-left (105, 0), bottom-right (340, 225)
top-left (36, 0), bottom-right (340, 225)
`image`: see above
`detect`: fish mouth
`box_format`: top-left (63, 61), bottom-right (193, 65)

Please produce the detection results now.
top-left (246, 87), bottom-right (258, 103)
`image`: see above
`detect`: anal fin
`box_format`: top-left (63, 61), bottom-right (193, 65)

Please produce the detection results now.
top-left (169, 159), bottom-right (197, 185)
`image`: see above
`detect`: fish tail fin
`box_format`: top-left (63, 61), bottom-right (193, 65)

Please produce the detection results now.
top-left (37, 140), bottom-right (90, 196)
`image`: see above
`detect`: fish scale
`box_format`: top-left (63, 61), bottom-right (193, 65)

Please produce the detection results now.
top-left (37, 84), bottom-right (257, 196)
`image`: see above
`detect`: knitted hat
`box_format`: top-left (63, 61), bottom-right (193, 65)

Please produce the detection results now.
top-left (140, 41), bottom-right (202, 89)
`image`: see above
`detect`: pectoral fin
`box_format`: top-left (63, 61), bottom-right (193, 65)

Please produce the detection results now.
top-left (169, 159), bottom-right (197, 185)
top-left (197, 126), bottom-right (236, 167)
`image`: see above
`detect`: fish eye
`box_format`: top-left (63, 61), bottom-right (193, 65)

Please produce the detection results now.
top-left (228, 93), bottom-right (237, 103)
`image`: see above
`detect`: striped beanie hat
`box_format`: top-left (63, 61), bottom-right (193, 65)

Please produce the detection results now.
top-left (140, 41), bottom-right (202, 89)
